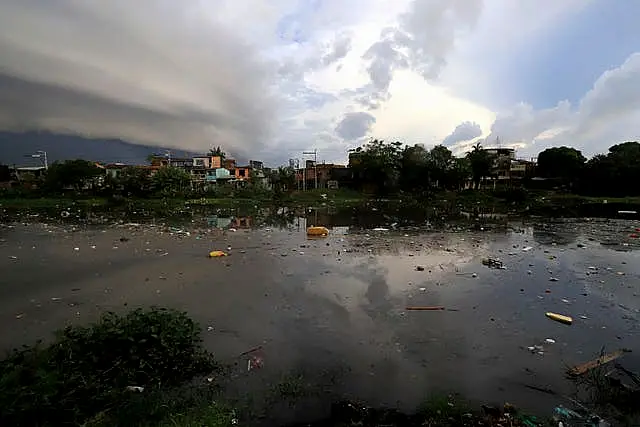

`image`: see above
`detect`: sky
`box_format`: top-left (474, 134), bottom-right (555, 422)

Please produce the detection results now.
top-left (0, 0), bottom-right (639, 165)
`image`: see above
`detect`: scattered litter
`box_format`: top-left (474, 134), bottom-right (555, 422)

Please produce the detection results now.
top-left (307, 226), bottom-right (329, 237)
top-left (567, 349), bottom-right (630, 377)
top-left (247, 355), bottom-right (264, 371)
top-left (229, 228), bottom-right (237, 232)
top-left (527, 345), bottom-right (545, 355)
top-left (549, 277), bottom-right (559, 282)
top-left (419, 287), bottom-right (427, 292)
top-left (405, 306), bottom-right (445, 311)
top-left (618, 210), bottom-right (637, 214)
top-left (15, 313), bottom-right (24, 319)
top-left (561, 299), bottom-right (570, 304)
top-left (545, 312), bottom-right (573, 325)
top-left (545, 338), bottom-right (556, 344)
top-left (471, 273), bottom-right (478, 278)
top-left (8, 255), bottom-right (17, 260)
top-left (527, 270), bottom-right (532, 274)
top-left (482, 258), bottom-right (505, 269)
top-left (415, 266), bottom-right (425, 271)
top-left (522, 246), bottom-right (533, 252)
top-left (207, 326), bottom-right (214, 332)
top-left (372, 227), bottom-right (389, 231)
top-left (73, 247), bottom-right (80, 251)
top-left (51, 297), bottom-right (62, 302)
top-left (579, 315), bottom-right (588, 320)
top-left (126, 386), bottom-right (144, 392)
top-left (208, 250), bottom-right (228, 258)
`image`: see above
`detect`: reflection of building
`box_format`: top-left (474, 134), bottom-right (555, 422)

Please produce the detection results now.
top-left (232, 217), bottom-right (252, 228)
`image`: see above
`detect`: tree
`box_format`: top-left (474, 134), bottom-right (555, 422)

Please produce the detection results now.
top-left (117, 167), bottom-right (152, 197)
top-left (537, 146), bottom-right (586, 182)
top-left (351, 139), bottom-right (403, 195)
top-left (427, 145), bottom-right (454, 188)
top-left (44, 159), bottom-right (103, 193)
top-left (208, 146), bottom-right (226, 160)
top-left (580, 141), bottom-right (640, 196)
top-left (0, 164), bottom-right (11, 182)
top-left (151, 167), bottom-right (191, 197)
top-left (269, 166), bottom-right (295, 192)
top-left (400, 145), bottom-right (429, 192)
top-left (466, 142), bottom-right (493, 189)
top-left (448, 157), bottom-right (471, 190)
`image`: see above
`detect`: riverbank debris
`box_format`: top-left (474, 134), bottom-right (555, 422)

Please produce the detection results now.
top-left (545, 312), bottom-right (573, 325)
top-left (406, 306), bottom-right (445, 311)
top-left (415, 266), bottom-right (425, 271)
top-left (307, 226), bottom-right (329, 237)
top-left (208, 250), bottom-right (228, 258)
top-left (567, 349), bottom-right (630, 377)
top-left (482, 257), bottom-right (505, 269)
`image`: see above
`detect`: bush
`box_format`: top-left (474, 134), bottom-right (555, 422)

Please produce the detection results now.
top-left (0, 307), bottom-right (216, 427)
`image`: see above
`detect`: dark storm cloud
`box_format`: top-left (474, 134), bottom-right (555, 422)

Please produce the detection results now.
top-left (335, 112), bottom-right (376, 140)
top-left (442, 121), bottom-right (482, 146)
top-left (0, 0), bottom-right (275, 156)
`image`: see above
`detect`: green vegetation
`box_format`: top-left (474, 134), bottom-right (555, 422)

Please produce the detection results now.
top-left (0, 308), bottom-right (218, 427)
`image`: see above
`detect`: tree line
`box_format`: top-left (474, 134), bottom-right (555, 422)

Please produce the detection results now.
top-left (349, 139), bottom-right (640, 197)
top-left (349, 139), bottom-right (500, 195)
top-left (2, 140), bottom-right (639, 199)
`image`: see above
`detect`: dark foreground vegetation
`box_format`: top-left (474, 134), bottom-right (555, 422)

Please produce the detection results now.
top-left (2, 308), bottom-right (637, 427)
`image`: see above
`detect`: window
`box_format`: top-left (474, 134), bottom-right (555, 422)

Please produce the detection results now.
top-left (195, 159), bottom-right (205, 166)
top-left (239, 169), bottom-right (246, 177)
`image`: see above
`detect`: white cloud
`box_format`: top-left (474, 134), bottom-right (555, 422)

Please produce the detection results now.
top-left (457, 52), bottom-right (640, 158)
top-left (0, 0), bottom-right (638, 166)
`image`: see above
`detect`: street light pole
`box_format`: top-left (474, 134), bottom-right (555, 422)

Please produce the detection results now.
top-left (303, 149), bottom-right (318, 190)
top-left (28, 150), bottom-right (48, 169)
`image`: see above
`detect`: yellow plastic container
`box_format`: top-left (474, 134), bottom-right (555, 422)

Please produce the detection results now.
top-left (306, 226), bottom-right (329, 237)
top-left (545, 312), bottom-right (573, 325)
top-left (208, 250), bottom-right (228, 258)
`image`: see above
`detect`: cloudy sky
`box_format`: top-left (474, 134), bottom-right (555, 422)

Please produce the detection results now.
top-left (1, 0), bottom-right (639, 164)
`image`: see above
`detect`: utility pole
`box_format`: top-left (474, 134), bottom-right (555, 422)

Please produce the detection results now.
top-left (303, 149), bottom-right (318, 190)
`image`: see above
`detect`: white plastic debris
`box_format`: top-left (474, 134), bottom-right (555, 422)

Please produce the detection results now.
top-left (126, 386), bottom-right (144, 392)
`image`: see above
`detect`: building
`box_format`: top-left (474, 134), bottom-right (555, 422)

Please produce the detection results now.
top-left (483, 147), bottom-right (516, 180)
top-left (295, 163), bottom-right (347, 189)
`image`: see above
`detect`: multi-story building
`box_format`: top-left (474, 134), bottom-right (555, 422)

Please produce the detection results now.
top-left (295, 162), bottom-right (347, 189)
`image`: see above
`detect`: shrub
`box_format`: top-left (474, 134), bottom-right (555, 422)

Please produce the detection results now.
top-left (0, 307), bottom-right (216, 427)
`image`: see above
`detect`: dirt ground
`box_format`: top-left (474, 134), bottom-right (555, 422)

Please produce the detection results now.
top-left (1, 217), bottom-right (639, 424)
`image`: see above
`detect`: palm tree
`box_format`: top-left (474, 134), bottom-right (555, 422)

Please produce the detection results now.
top-left (466, 142), bottom-right (493, 189)
top-left (208, 146), bottom-right (226, 160)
